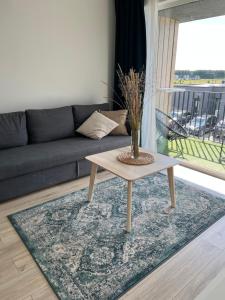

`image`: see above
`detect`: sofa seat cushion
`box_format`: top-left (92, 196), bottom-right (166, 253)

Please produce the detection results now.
top-left (0, 136), bottom-right (130, 181)
top-left (0, 111), bottom-right (28, 150)
top-left (26, 106), bottom-right (75, 143)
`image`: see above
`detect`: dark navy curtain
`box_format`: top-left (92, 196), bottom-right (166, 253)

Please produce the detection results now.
top-left (114, 0), bottom-right (146, 109)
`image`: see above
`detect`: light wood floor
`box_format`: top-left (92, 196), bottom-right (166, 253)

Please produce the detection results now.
top-left (1, 171), bottom-right (225, 300)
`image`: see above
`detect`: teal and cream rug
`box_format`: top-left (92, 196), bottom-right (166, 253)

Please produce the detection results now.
top-left (9, 174), bottom-right (225, 300)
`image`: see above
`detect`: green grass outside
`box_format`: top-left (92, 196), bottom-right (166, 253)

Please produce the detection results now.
top-left (173, 79), bottom-right (224, 85)
top-left (168, 137), bottom-right (225, 173)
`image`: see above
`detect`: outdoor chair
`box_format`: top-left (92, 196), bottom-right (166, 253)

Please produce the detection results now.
top-left (156, 108), bottom-right (189, 158)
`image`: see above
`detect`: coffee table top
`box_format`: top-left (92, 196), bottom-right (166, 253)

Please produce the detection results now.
top-left (86, 147), bottom-right (179, 181)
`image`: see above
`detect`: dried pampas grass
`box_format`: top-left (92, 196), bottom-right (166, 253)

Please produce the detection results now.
top-left (117, 66), bottom-right (145, 158)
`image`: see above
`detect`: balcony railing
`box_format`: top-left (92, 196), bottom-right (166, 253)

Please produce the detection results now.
top-left (156, 89), bottom-right (225, 173)
top-left (170, 90), bottom-right (225, 143)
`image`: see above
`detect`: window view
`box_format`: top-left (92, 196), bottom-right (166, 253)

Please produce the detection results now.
top-left (158, 16), bottom-right (225, 175)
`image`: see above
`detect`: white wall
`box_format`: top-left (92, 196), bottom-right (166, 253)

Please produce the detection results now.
top-left (0, 0), bottom-right (115, 113)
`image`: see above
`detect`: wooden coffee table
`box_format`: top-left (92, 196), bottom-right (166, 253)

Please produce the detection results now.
top-left (86, 147), bottom-right (179, 233)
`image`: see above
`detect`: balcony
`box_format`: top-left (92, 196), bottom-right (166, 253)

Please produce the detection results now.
top-left (156, 88), bottom-right (225, 177)
top-left (169, 137), bottom-right (225, 173)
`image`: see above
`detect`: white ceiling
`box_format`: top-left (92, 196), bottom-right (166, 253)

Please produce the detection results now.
top-left (158, 0), bottom-right (199, 11)
top-left (158, 0), bottom-right (225, 22)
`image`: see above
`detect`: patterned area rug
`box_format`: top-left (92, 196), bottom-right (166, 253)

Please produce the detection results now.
top-left (9, 174), bottom-right (225, 300)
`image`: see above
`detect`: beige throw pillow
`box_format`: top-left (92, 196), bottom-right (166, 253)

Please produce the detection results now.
top-left (76, 111), bottom-right (118, 140)
top-left (100, 110), bottom-right (128, 136)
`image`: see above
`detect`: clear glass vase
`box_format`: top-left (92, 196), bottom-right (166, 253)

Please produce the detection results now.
top-left (131, 127), bottom-right (140, 159)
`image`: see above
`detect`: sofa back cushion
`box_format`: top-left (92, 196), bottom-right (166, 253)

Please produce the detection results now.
top-left (0, 111), bottom-right (28, 150)
top-left (26, 106), bottom-right (74, 143)
top-left (72, 103), bottom-right (110, 129)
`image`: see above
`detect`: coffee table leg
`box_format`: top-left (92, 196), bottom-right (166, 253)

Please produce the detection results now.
top-left (127, 180), bottom-right (133, 233)
top-left (167, 167), bottom-right (176, 208)
top-left (88, 163), bottom-right (98, 202)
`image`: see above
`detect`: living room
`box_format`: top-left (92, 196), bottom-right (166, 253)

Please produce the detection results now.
top-left (0, 0), bottom-right (225, 300)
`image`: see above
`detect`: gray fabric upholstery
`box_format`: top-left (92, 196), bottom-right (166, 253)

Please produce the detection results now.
top-left (0, 112), bottom-right (28, 149)
top-left (77, 159), bottom-right (92, 178)
top-left (0, 136), bottom-right (130, 181)
top-left (72, 103), bottom-right (110, 129)
top-left (77, 159), bottom-right (104, 178)
top-left (26, 106), bottom-right (75, 143)
top-left (0, 163), bottom-right (77, 203)
top-left (0, 103), bottom-right (131, 202)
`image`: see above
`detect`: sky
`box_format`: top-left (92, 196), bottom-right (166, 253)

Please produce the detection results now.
top-left (175, 15), bottom-right (225, 70)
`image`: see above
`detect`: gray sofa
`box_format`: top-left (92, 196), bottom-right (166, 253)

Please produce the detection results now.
top-left (0, 103), bottom-right (130, 202)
